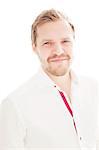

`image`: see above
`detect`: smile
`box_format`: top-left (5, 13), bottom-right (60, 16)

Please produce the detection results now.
top-left (50, 58), bottom-right (68, 62)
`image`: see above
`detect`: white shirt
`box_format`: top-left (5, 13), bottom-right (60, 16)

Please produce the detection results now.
top-left (0, 67), bottom-right (99, 150)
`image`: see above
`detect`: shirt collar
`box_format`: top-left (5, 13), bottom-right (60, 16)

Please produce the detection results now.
top-left (70, 69), bottom-right (79, 85)
top-left (37, 66), bottom-right (79, 89)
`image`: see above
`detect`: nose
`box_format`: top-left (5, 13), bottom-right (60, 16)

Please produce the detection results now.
top-left (53, 43), bottom-right (64, 55)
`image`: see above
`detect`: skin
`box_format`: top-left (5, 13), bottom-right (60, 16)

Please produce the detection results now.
top-left (32, 19), bottom-right (74, 98)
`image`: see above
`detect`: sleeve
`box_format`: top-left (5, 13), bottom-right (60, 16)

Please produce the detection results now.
top-left (0, 98), bottom-right (26, 150)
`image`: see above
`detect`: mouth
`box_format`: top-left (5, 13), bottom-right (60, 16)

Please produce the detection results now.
top-left (50, 57), bottom-right (70, 62)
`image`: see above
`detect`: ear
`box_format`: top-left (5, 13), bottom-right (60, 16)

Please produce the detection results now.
top-left (32, 43), bottom-right (37, 53)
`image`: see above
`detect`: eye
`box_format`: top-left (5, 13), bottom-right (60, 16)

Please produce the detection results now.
top-left (62, 40), bottom-right (70, 43)
top-left (43, 41), bottom-right (53, 47)
top-left (43, 42), bottom-right (50, 45)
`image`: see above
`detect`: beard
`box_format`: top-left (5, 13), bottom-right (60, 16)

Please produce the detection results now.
top-left (46, 60), bottom-right (71, 76)
top-left (44, 54), bottom-right (72, 76)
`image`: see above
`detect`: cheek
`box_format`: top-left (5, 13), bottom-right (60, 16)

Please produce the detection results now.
top-left (63, 44), bottom-right (73, 52)
top-left (69, 49), bottom-right (73, 55)
top-left (38, 48), bottom-right (50, 61)
top-left (64, 47), bottom-right (72, 55)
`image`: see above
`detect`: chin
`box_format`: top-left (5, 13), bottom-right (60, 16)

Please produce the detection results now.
top-left (52, 71), bottom-right (68, 76)
top-left (48, 67), bottom-right (69, 76)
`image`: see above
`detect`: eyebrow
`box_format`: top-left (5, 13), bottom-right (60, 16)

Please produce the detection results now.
top-left (41, 37), bottom-right (71, 43)
top-left (41, 39), bottom-right (53, 43)
top-left (61, 37), bottom-right (72, 40)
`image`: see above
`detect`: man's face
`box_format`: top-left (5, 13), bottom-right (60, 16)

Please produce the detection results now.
top-left (33, 19), bottom-right (74, 76)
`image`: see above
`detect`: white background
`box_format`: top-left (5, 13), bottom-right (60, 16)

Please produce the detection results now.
top-left (0, 0), bottom-right (99, 101)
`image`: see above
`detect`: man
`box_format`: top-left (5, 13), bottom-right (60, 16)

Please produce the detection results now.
top-left (0, 9), bottom-right (99, 150)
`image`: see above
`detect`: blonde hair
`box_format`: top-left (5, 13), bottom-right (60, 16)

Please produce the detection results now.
top-left (31, 9), bottom-right (75, 46)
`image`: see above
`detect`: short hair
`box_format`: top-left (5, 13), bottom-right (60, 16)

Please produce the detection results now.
top-left (31, 9), bottom-right (75, 46)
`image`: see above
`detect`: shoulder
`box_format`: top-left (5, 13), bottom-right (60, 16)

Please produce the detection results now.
top-left (78, 75), bottom-right (98, 89)
top-left (1, 72), bottom-right (41, 106)
top-left (71, 69), bottom-right (98, 91)
top-left (77, 75), bottom-right (99, 104)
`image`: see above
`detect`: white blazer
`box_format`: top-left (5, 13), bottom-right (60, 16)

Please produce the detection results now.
top-left (0, 67), bottom-right (99, 150)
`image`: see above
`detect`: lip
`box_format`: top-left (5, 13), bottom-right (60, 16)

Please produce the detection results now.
top-left (50, 58), bottom-right (68, 62)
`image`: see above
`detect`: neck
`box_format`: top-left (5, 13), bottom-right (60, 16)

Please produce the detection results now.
top-left (45, 69), bottom-right (71, 97)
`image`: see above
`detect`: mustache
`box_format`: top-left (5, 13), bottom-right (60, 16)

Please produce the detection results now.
top-left (48, 54), bottom-right (71, 62)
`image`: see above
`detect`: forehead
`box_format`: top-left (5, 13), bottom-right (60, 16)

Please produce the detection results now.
top-left (37, 19), bottom-right (73, 42)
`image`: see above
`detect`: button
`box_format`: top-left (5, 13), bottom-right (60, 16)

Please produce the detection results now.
top-left (54, 85), bottom-right (56, 87)
top-left (80, 137), bottom-right (82, 140)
